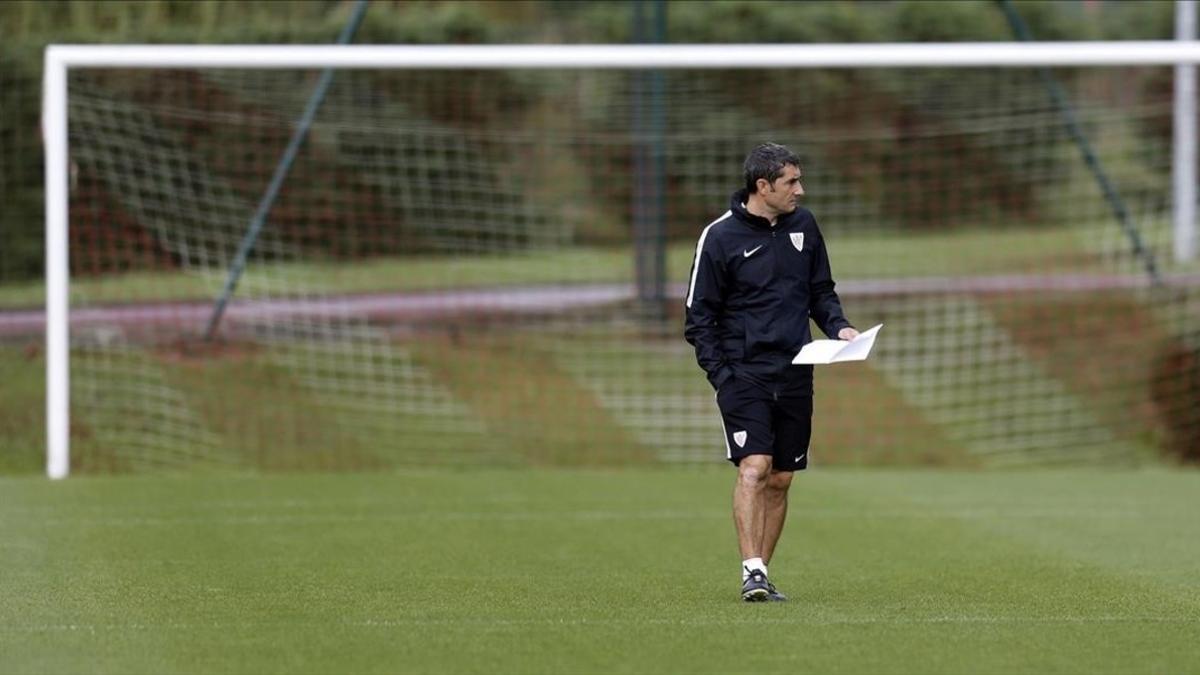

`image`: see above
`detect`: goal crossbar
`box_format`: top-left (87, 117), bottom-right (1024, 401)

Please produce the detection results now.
top-left (44, 41), bottom-right (1200, 70)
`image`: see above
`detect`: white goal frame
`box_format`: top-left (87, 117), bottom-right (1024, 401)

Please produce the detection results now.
top-left (43, 41), bottom-right (1200, 478)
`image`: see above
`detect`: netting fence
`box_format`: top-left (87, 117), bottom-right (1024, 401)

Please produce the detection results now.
top-left (9, 58), bottom-right (1200, 472)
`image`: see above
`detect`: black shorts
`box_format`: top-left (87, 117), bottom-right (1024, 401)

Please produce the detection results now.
top-left (715, 377), bottom-right (813, 471)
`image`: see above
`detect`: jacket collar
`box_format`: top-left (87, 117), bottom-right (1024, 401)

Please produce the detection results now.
top-left (730, 189), bottom-right (781, 230)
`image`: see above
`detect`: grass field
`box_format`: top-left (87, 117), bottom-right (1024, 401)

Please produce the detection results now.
top-left (3, 468), bottom-right (1198, 674)
top-left (0, 226), bottom-right (1119, 309)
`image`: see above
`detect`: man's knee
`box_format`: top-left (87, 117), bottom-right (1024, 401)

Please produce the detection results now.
top-left (767, 469), bottom-right (794, 493)
top-left (736, 455), bottom-right (772, 487)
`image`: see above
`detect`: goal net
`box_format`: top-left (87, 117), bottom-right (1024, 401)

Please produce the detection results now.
top-left (42, 45), bottom-right (1200, 475)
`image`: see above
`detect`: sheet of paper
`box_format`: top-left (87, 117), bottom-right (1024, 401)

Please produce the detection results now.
top-left (791, 340), bottom-right (847, 364)
top-left (792, 323), bottom-right (883, 365)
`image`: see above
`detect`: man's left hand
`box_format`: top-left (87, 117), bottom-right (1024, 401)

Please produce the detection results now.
top-left (838, 327), bottom-right (859, 341)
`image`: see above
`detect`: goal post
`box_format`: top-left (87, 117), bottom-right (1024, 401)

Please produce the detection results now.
top-left (43, 42), bottom-right (1200, 478)
top-left (43, 49), bottom-right (69, 479)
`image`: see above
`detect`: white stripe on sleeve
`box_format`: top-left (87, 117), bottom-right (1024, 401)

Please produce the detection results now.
top-left (685, 210), bottom-right (730, 308)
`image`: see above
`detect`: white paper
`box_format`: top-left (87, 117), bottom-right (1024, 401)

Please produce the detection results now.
top-left (792, 324), bottom-right (883, 365)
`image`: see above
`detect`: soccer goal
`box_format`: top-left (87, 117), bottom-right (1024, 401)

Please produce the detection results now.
top-left (42, 42), bottom-right (1200, 477)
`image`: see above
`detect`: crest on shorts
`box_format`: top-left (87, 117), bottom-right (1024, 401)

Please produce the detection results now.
top-left (733, 430), bottom-right (748, 448)
top-left (790, 232), bottom-right (805, 252)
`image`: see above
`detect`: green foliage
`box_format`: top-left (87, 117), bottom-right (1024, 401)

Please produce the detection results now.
top-left (0, 0), bottom-right (1180, 282)
top-left (356, 1), bottom-right (503, 45)
top-left (1151, 339), bottom-right (1200, 462)
top-left (1099, 0), bottom-right (1174, 40)
top-left (0, 46), bottom-right (43, 282)
top-left (894, 1), bottom-right (1011, 42)
top-left (1003, 0), bottom-right (1099, 41)
top-left (667, 0), bottom-right (884, 44)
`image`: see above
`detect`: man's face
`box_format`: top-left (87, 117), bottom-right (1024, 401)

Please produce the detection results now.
top-left (758, 164), bottom-right (804, 215)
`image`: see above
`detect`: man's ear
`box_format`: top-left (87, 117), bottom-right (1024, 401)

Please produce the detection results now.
top-left (756, 177), bottom-right (771, 194)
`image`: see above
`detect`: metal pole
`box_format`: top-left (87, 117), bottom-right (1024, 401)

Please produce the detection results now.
top-left (631, 0), bottom-right (667, 322)
top-left (46, 42), bottom-right (1200, 71)
top-left (1175, 0), bottom-right (1197, 263)
top-left (44, 49), bottom-right (70, 479)
top-left (203, 0), bottom-right (370, 341)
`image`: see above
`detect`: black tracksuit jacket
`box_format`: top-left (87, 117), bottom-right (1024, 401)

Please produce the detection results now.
top-left (684, 189), bottom-right (854, 396)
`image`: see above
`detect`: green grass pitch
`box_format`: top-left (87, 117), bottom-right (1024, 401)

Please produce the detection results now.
top-left (2, 467), bottom-right (1198, 674)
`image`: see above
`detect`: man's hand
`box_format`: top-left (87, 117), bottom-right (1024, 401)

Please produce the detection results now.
top-left (838, 327), bottom-right (859, 341)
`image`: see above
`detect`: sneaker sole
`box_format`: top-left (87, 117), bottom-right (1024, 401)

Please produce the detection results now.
top-left (741, 588), bottom-right (770, 602)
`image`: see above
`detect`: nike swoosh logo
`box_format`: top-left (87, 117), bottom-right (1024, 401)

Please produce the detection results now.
top-left (743, 245), bottom-right (763, 257)
top-left (795, 453), bottom-right (806, 462)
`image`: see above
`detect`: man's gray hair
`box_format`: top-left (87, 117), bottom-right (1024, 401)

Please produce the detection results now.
top-left (743, 143), bottom-right (801, 194)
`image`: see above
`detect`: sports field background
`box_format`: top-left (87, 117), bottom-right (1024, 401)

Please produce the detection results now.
top-left (3, 468), bottom-right (1198, 674)
top-left (3, 3), bottom-right (1200, 673)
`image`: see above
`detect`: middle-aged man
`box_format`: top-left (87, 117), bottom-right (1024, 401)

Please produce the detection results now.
top-left (684, 142), bottom-right (859, 602)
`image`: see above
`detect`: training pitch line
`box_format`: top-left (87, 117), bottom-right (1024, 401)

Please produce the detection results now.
top-left (2, 273), bottom-right (1198, 339)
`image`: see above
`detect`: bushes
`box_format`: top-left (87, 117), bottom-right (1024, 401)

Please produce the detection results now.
top-left (1151, 339), bottom-right (1200, 463)
top-left (0, 46), bottom-right (43, 282)
top-left (0, 0), bottom-right (1178, 282)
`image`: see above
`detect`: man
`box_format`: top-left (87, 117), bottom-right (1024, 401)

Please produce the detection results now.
top-left (684, 143), bottom-right (858, 602)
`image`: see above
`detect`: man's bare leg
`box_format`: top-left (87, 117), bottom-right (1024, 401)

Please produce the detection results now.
top-left (761, 469), bottom-right (793, 566)
top-left (733, 455), bottom-right (773, 561)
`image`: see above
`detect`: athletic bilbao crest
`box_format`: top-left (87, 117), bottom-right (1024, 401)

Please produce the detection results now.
top-left (733, 430), bottom-right (748, 448)
top-left (790, 232), bottom-right (804, 252)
